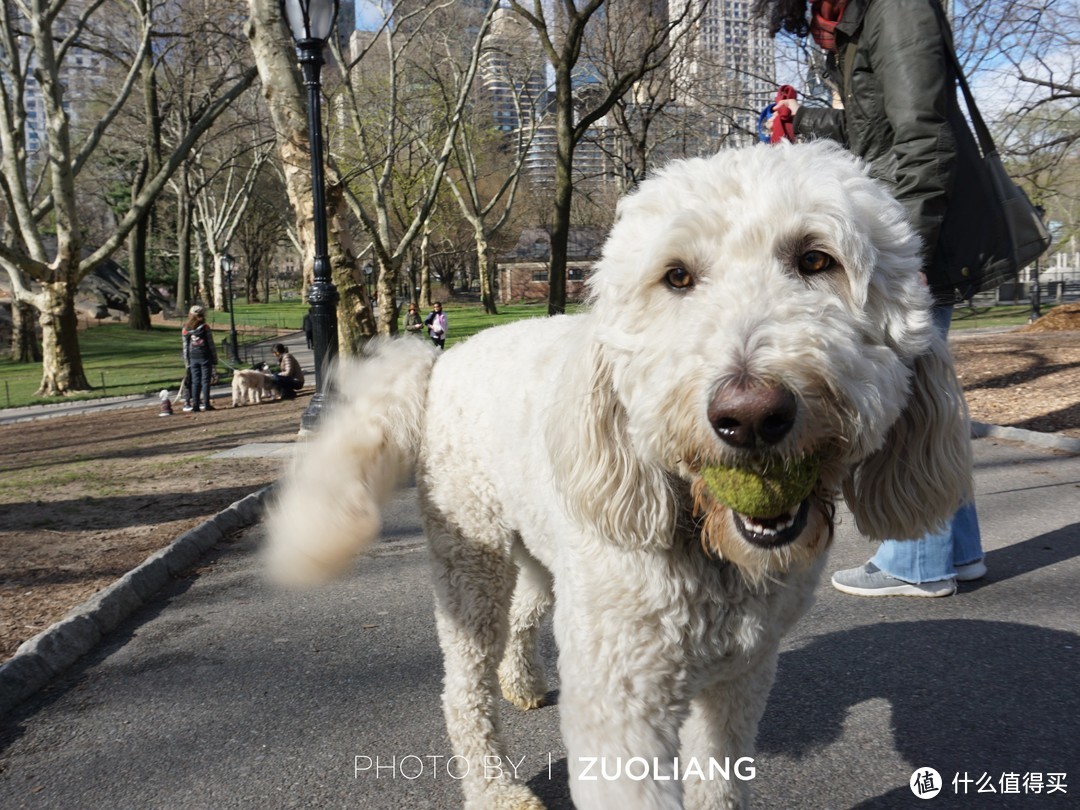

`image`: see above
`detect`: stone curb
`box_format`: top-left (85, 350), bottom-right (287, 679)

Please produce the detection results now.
top-left (0, 485), bottom-right (275, 719)
top-left (971, 421), bottom-right (1080, 455)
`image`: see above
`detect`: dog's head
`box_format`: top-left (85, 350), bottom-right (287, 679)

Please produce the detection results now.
top-left (253, 361), bottom-right (270, 372)
top-left (551, 142), bottom-right (971, 582)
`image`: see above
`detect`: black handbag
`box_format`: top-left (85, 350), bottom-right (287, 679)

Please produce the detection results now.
top-left (938, 7), bottom-right (1052, 293)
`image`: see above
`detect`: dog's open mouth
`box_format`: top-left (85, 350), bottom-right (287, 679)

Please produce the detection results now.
top-left (732, 499), bottom-right (810, 548)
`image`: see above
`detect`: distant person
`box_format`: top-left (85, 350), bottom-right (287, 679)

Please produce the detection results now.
top-left (271, 343), bottom-right (304, 400)
top-left (181, 305), bottom-right (218, 412)
top-left (302, 313), bottom-right (314, 349)
top-left (424, 302), bottom-right (448, 350)
top-left (404, 303), bottom-right (424, 336)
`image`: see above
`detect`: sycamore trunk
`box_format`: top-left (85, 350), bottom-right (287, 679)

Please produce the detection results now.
top-left (37, 281), bottom-right (90, 395)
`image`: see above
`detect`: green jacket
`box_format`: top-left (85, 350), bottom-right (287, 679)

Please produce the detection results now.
top-left (794, 0), bottom-right (996, 297)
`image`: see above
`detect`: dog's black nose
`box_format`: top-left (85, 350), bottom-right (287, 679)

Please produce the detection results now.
top-left (708, 383), bottom-right (797, 449)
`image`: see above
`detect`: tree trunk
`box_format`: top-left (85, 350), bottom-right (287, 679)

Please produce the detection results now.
top-left (327, 171), bottom-right (375, 349)
top-left (127, 216), bottom-right (152, 329)
top-left (547, 73), bottom-right (575, 316)
top-left (420, 258), bottom-right (431, 308)
top-left (129, 10), bottom-right (160, 331)
top-left (12, 300), bottom-right (42, 363)
top-left (476, 229), bottom-right (498, 315)
top-left (36, 281), bottom-right (90, 395)
top-left (176, 169), bottom-right (192, 314)
top-left (213, 257), bottom-right (226, 311)
top-left (375, 258), bottom-right (400, 337)
top-left (246, 265), bottom-right (260, 303)
top-left (195, 243), bottom-right (209, 305)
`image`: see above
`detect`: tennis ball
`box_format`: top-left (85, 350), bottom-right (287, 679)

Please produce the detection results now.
top-left (700, 455), bottom-right (820, 518)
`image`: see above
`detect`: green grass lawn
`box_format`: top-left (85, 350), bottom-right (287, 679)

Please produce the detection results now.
top-left (203, 299), bottom-right (309, 332)
top-left (0, 300), bottom-right (558, 409)
top-left (0, 297), bottom-right (1048, 410)
top-left (949, 304), bottom-right (1037, 330)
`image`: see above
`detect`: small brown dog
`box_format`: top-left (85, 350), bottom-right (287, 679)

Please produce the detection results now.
top-left (231, 362), bottom-right (275, 407)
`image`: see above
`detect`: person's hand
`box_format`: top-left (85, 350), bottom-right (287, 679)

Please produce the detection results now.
top-left (767, 98), bottom-right (800, 132)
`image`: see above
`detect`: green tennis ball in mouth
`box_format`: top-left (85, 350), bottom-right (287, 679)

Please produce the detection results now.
top-left (700, 456), bottom-right (820, 518)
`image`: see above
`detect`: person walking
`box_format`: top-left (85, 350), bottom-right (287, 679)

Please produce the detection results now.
top-left (181, 305), bottom-right (219, 413)
top-left (756, 0), bottom-right (987, 596)
top-left (271, 343), bottom-right (305, 400)
top-left (404, 303), bottom-right (424, 336)
top-left (302, 313), bottom-right (314, 349)
top-left (424, 302), bottom-right (448, 350)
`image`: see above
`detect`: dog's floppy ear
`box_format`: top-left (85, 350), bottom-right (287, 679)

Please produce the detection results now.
top-left (546, 342), bottom-right (677, 549)
top-left (843, 333), bottom-right (973, 540)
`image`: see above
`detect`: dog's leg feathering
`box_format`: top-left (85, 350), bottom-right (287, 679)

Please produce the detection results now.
top-left (498, 544), bottom-right (553, 711)
top-left (265, 339), bottom-right (437, 585)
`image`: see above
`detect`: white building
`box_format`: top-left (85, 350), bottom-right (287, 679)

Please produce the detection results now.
top-left (669, 0), bottom-right (777, 147)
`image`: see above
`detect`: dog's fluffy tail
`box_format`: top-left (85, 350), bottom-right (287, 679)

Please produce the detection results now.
top-left (265, 338), bottom-right (437, 586)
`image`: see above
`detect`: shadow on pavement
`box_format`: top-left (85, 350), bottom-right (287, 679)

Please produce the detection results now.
top-left (759, 619), bottom-right (1079, 804)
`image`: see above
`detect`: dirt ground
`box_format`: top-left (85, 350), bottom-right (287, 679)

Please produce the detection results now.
top-left (0, 396), bottom-right (308, 661)
top-left (1, 310), bottom-right (1079, 662)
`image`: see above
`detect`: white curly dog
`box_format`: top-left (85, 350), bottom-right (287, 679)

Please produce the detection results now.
top-left (231, 363), bottom-right (275, 407)
top-left (267, 142), bottom-right (972, 810)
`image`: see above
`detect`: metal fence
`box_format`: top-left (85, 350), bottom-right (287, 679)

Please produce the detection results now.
top-left (218, 318), bottom-right (299, 370)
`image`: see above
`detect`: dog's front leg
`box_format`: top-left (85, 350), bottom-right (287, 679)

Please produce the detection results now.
top-left (428, 522), bottom-right (545, 810)
top-left (554, 578), bottom-right (690, 810)
top-left (679, 651), bottom-right (779, 810)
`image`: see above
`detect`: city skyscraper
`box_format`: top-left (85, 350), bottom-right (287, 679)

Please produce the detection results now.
top-left (669, 0), bottom-right (777, 145)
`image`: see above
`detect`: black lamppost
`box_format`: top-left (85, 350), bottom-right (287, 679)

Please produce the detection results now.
top-left (221, 253), bottom-right (241, 364)
top-left (282, 0), bottom-right (339, 432)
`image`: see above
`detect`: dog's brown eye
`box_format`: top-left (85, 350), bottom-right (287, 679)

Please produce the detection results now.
top-left (798, 250), bottom-right (835, 275)
top-left (665, 266), bottom-right (694, 290)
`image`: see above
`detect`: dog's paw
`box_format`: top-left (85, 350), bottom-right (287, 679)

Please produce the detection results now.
top-left (497, 665), bottom-right (548, 711)
top-left (466, 782), bottom-right (546, 810)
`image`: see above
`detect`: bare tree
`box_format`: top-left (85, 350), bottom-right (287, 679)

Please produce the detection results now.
top-left (505, 0), bottom-right (710, 314)
top-left (191, 143), bottom-right (274, 308)
top-left (329, 0), bottom-right (501, 336)
top-left (436, 9), bottom-right (543, 314)
top-left (233, 168), bottom-right (291, 304)
top-left (0, 0), bottom-right (257, 394)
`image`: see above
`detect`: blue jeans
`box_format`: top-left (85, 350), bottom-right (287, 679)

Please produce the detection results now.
top-left (189, 358), bottom-right (213, 409)
top-left (869, 304), bottom-right (984, 583)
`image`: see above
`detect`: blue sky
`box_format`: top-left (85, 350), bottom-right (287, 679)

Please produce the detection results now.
top-left (355, 0), bottom-right (391, 32)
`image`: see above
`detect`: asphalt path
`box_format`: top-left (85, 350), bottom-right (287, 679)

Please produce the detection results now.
top-left (0, 437), bottom-right (1078, 809)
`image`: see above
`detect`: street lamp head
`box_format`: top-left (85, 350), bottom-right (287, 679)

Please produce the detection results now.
top-left (220, 253), bottom-right (235, 279)
top-left (282, 0), bottom-right (339, 45)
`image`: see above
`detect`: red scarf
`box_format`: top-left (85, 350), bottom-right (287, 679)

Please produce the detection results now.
top-left (809, 0), bottom-right (849, 51)
top-left (770, 85), bottom-right (798, 144)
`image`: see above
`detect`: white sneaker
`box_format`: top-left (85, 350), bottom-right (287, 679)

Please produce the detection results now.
top-left (955, 560), bottom-right (987, 581)
top-left (831, 563), bottom-right (957, 598)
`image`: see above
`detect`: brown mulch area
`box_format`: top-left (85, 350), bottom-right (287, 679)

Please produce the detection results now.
top-left (0, 396), bottom-right (308, 661)
top-left (952, 305), bottom-right (1080, 438)
top-left (1, 313), bottom-right (1079, 663)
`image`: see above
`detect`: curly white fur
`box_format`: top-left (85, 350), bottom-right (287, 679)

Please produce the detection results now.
top-left (231, 368), bottom-right (276, 406)
top-left (266, 142), bottom-right (972, 809)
